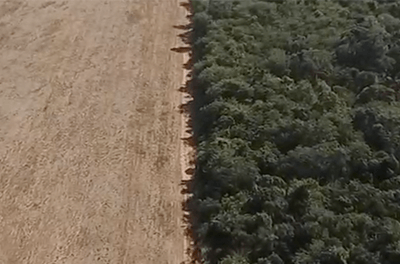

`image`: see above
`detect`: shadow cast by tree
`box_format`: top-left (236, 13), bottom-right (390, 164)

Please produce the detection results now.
top-left (172, 1), bottom-right (202, 264)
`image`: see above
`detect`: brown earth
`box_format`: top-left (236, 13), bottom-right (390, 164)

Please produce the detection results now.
top-left (0, 0), bottom-right (191, 263)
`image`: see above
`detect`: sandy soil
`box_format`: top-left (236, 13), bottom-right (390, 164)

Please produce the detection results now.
top-left (0, 0), bottom-right (189, 263)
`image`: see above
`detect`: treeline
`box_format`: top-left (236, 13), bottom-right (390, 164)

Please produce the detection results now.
top-left (188, 0), bottom-right (400, 263)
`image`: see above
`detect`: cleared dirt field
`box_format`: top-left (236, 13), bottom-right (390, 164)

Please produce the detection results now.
top-left (0, 0), bottom-right (189, 263)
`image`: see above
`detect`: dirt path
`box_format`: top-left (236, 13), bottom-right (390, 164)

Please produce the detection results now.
top-left (0, 0), bottom-right (187, 263)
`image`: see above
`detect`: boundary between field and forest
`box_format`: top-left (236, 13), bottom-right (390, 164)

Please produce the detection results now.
top-left (173, 1), bottom-right (201, 263)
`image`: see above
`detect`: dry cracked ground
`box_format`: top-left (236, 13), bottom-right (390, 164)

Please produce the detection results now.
top-left (0, 0), bottom-right (191, 263)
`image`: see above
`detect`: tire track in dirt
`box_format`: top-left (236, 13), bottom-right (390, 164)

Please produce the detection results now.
top-left (0, 0), bottom-right (187, 263)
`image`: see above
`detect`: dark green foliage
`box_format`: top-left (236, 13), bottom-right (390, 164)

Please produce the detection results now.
top-left (189, 0), bottom-right (400, 263)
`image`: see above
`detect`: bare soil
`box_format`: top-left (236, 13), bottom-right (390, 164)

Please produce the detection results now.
top-left (0, 0), bottom-right (189, 263)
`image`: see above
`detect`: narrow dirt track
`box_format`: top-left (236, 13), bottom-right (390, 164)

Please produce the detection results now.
top-left (0, 0), bottom-right (188, 263)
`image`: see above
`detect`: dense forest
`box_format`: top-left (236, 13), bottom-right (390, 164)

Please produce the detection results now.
top-left (187, 0), bottom-right (400, 263)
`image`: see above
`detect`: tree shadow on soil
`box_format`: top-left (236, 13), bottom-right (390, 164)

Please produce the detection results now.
top-left (172, 1), bottom-right (202, 264)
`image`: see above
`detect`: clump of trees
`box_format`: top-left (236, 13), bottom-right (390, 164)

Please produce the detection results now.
top-left (189, 0), bottom-right (400, 263)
